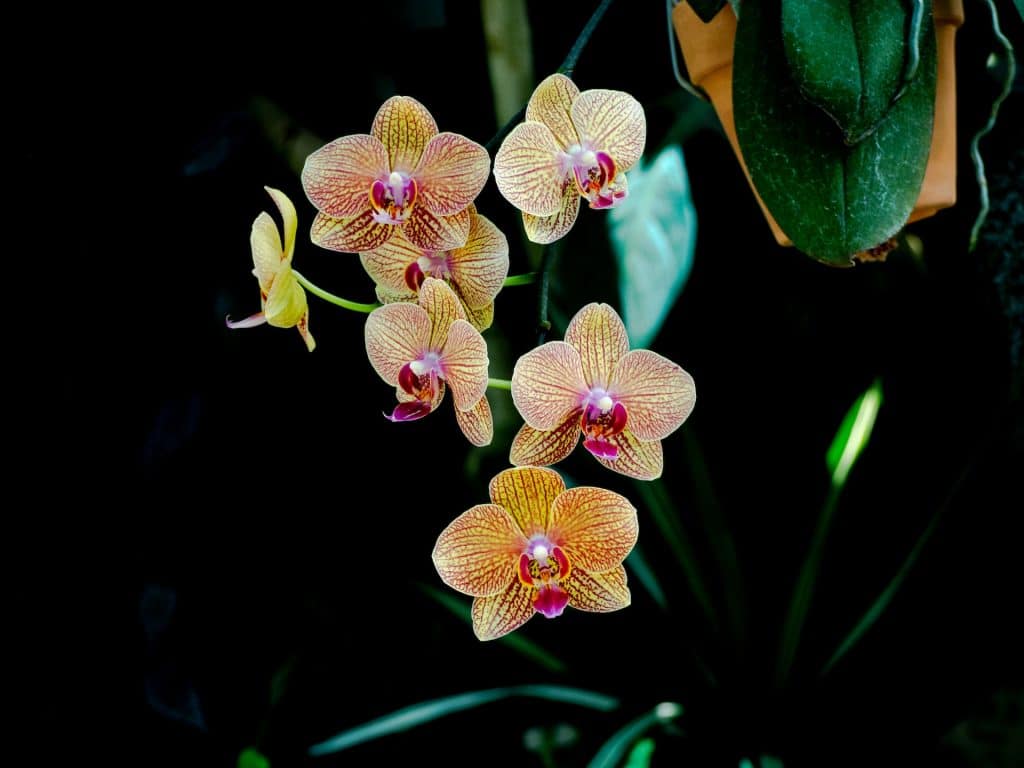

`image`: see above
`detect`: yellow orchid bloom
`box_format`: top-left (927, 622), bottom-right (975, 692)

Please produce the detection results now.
top-left (510, 303), bottom-right (695, 480)
top-left (493, 74), bottom-right (646, 243)
top-left (302, 96), bottom-right (491, 253)
top-left (364, 278), bottom-right (492, 446)
top-left (226, 187), bottom-right (314, 352)
top-left (433, 466), bottom-right (638, 641)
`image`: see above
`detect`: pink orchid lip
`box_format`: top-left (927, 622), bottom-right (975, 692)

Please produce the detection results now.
top-left (571, 149), bottom-right (627, 210)
top-left (225, 312), bottom-right (267, 329)
top-left (387, 400), bottom-right (432, 421)
top-left (370, 171), bottom-right (418, 225)
top-left (581, 399), bottom-right (628, 460)
top-left (517, 541), bottom-right (572, 619)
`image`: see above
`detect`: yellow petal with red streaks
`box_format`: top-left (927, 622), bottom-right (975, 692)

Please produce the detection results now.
top-left (522, 181), bottom-right (580, 244)
top-left (375, 284), bottom-right (417, 305)
top-left (264, 267), bottom-right (308, 329)
top-left (461, 299), bottom-right (494, 333)
top-left (360, 228), bottom-right (425, 295)
top-left (509, 417), bottom-right (581, 468)
top-left (441, 319), bottom-right (489, 411)
top-left (415, 132), bottom-right (490, 216)
top-left (493, 121), bottom-right (567, 217)
top-left (548, 486), bottom-right (638, 573)
top-left (301, 135), bottom-right (389, 219)
top-left (571, 89), bottom-right (646, 172)
top-left (297, 310), bottom-right (315, 352)
top-left (454, 394), bottom-right (494, 447)
top-left (311, 210), bottom-right (394, 253)
top-left (563, 564), bottom-right (630, 613)
top-left (364, 302), bottom-right (431, 385)
top-left (448, 213), bottom-right (509, 309)
top-left (404, 206), bottom-right (471, 251)
top-left (593, 429), bottom-right (664, 481)
top-left (264, 186), bottom-right (298, 260)
top-left (251, 211), bottom-right (283, 294)
top-left (511, 341), bottom-right (586, 430)
top-left (611, 349), bottom-right (696, 441)
top-left (526, 73), bottom-right (580, 150)
top-left (471, 581), bottom-right (536, 641)
top-left (419, 277), bottom-right (465, 350)
top-left (565, 303), bottom-right (630, 389)
top-left (371, 95), bottom-right (438, 173)
top-left (488, 466), bottom-right (565, 538)
top-left (433, 503), bottom-right (527, 597)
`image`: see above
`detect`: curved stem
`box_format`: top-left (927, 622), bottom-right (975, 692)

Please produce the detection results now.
top-left (292, 270), bottom-right (379, 313)
top-left (487, 378), bottom-right (512, 391)
top-left (503, 272), bottom-right (538, 287)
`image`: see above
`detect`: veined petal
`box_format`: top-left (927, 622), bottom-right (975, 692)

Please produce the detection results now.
top-left (526, 73), bottom-right (580, 150)
top-left (296, 310), bottom-right (315, 352)
top-left (448, 213), bottom-right (509, 309)
top-left (264, 268), bottom-right (308, 329)
top-left (493, 121), bottom-right (567, 217)
top-left (251, 211), bottom-right (283, 294)
top-left (488, 466), bottom-right (566, 539)
top-left (264, 187), bottom-right (298, 261)
top-left (511, 341), bottom-right (586, 430)
top-left (548, 486), bottom-right (638, 573)
top-left (375, 284), bottom-right (417, 305)
top-left (419, 277), bottom-right (465, 350)
top-left (461, 299), bottom-right (494, 333)
top-left (611, 349), bottom-right (696, 441)
top-left (571, 89), bottom-right (646, 172)
top-left (592, 429), bottom-right (663, 481)
top-left (301, 135), bottom-right (389, 219)
top-left (565, 303), bottom-right (630, 389)
top-left (441, 319), bottom-right (488, 411)
top-left (433, 503), bottom-right (527, 597)
top-left (364, 302), bottom-right (431, 384)
top-left (404, 206), bottom-right (471, 251)
top-left (415, 132), bottom-right (490, 216)
top-left (371, 95), bottom-right (438, 173)
top-left (471, 581), bottom-right (536, 641)
top-left (311, 210), bottom-right (394, 253)
top-left (454, 395), bottom-right (494, 447)
top-left (563, 564), bottom-right (631, 613)
top-left (522, 181), bottom-right (580, 244)
top-left (360, 229), bottom-right (425, 295)
top-left (509, 417), bottom-right (580, 468)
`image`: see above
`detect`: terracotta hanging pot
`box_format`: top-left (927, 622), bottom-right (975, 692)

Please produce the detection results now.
top-left (671, 0), bottom-right (964, 248)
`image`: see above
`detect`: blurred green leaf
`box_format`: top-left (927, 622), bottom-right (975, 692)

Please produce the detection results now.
top-left (609, 145), bottom-right (696, 349)
top-left (826, 379), bottom-right (883, 488)
top-left (626, 546), bottom-right (669, 612)
top-left (1014, 0), bottom-right (1023, 22)
top-left (624, 737), bottom-right (656, 768)
top-left (309, 685), bottom-right (619, 756)
top-left (734, 0), bottom-right (936, 264)
top-left (588, 702), bottom-right (683, 768)
top-left (237, 747), bottom-right (270, 768)
top-left (686, 0), bottom-right (728, 23)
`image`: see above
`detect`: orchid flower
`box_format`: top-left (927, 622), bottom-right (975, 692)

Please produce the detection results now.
top-left (225, 186), bottom-right (314, 352)
top-left (510, 303), bottom-right (695, 480)
top-left (360, 206), bottom-right (509, 331)
top-left (433, 466), bottom-right (638, 640)
top-left (364, 277), bottom-right (492, 446)
top-left (493, 74), bottom-right (646, 243)
top-left (302, 96), bottom-right (490, 253)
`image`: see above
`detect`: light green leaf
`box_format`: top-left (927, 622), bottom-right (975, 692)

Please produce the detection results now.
top-left (826, 378), bottom-right (883, 488)
top-left (588, 702), bottom-right (683, 768)
top-left (237, 747), bottom-right (270, 768)
top-left (624, 738), bottom-right (656, 768)
top-left (610, 145), bottom-right (696, 349)
top-left (1015, 0), bottom-right (1023, 22)
top-left (626, 546), bottom-right (669, 611)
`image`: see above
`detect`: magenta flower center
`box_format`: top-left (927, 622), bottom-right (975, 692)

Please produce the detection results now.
top-left (517, 537), bottom-right (571, 619)
top-left (370, 171), bottom-right (418, 225)
top-left (404, 252), bottom-right (452, 292)
top-left (579, 388), bottom-right (628, 460)
top-left (565, 144), bottom-right (628, 210)
top-left (391, 352), bottom-right (443, 422)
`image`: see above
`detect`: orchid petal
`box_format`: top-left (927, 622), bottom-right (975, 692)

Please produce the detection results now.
top-left (471, 580), bottom-right (536, 641)
top-left (526, 73), bottom-right (580, 150)
top-left (565, 303), bottom-right (630, 389)
top-left (592, 429), bottom-right (663, 481)
top-left (522, 182), bottom-right (580, 244)
top-left (563, 564), bottom-right (631, 613)
top-left (375, 284), bottom-right (417, 305)
top-left (419, 277), bottom-right (465, 349)
top-left (433, 503), bottom-right (527, 597)
top-left (296, 310), bottom-right (315, 352)
top-left (548, 487), bottom-right (638, 573)
top-left (360, 229), bottom-right (425, 295)
top-left (263, 186), bottom-right (298, 260)
top-left (611, 349), bottom-right (696, 441)
top-left (509, 416), bottom-right (581, 468)
top-left (571, 89), bottom-right (646, 172)
top-left (388, 400), bottom-right (433, 421)
top-left (301, 135), bottom-right (389, 219)
top-left (364, 303), bottom-right (431, 385)
top-left (404, 206), bottom-right (471, 251)
top-left (311, 210), bottom-right (393, 253)
top-left (488, 466), bottom-right (566, 539)
top-left (251, 211), bottom-right (283, 294)
top-left (461, 299), bottom-right (494, 333)
top-left (493, 121), bottom-right (567, 217)
top-left (511, 341), bottom-right (586, 430)
top-left (371, 96), bottom-right (438, 173)
top-left (225, 312), bottom-right (267, 329)
top-left (441, 319), bottom-right (489, 411)
top-left (264, 268), bottom-right (308, 329)
top-left (395, 378), bottom-right (445, 411)
top-left (454, 395), bottom-right (494, 447)
top-left (448, 213), bottom-right (510, 309)
top-left (415, 132), bottom-right (490, 216)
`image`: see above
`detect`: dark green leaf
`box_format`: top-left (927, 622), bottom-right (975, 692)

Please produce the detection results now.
top-left (1015, 0), bottom-right (1023, 23)
top-left (734, 0), bottom-right (937, 264)
top-left (588, 703), bottom-right (683, 768)
top-left (687, 0), bottom-right (728, 24)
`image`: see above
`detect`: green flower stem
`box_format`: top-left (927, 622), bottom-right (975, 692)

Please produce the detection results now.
top-left (503, 272), bottom-right (538, 287)
top-left (292, 270), bottom-right (379, 313)
top-left (487, 378), bottom-right (512, 391)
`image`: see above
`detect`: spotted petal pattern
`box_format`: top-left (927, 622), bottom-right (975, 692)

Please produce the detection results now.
top-left (565, 303), bottom-right (630, 389)
top-left (511, 342), bottom-right (586, 430)
top-left (593, 428), bottom-right (664, 481)
top-left (526, 73), bottom-right (580, 150)
top-left (433, 504), bottom-right (527, 597)
top-left (563, 565), bottom-right (631, 613)
top-left (454, 395), bottom-right (494, 447)
top-left (488, 466), bottom-right (565, 539)
top-left (372, 95), bottom-right (438, 173)
top-left (472, 580), bottom-right (536, 641)
top-left (311, 210), bottom-right (394, 253)
top-left (364, 303), bottom-right (431, 384)
top-left (548, 487), bottom-right (638, 573)
top-left (612, 349), bottom-right (696, 441)
top-left (493, 121), bottom-right (567, 217)
top-left (571, 89), bottom-right (646, 172)
top-left (509, 416), bottom-right (581, 469)
top-left (441, 319), bottom-right (489, 411)
top-left (302, 135), bottom-right (389, 219)
top-left (416, 132), bottom-right (491, 216)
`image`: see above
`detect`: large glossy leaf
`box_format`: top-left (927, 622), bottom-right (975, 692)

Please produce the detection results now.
top-left (734, 0), bottom-right (936, 265)
top-left (609, 145), bottom-right (696, 349)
